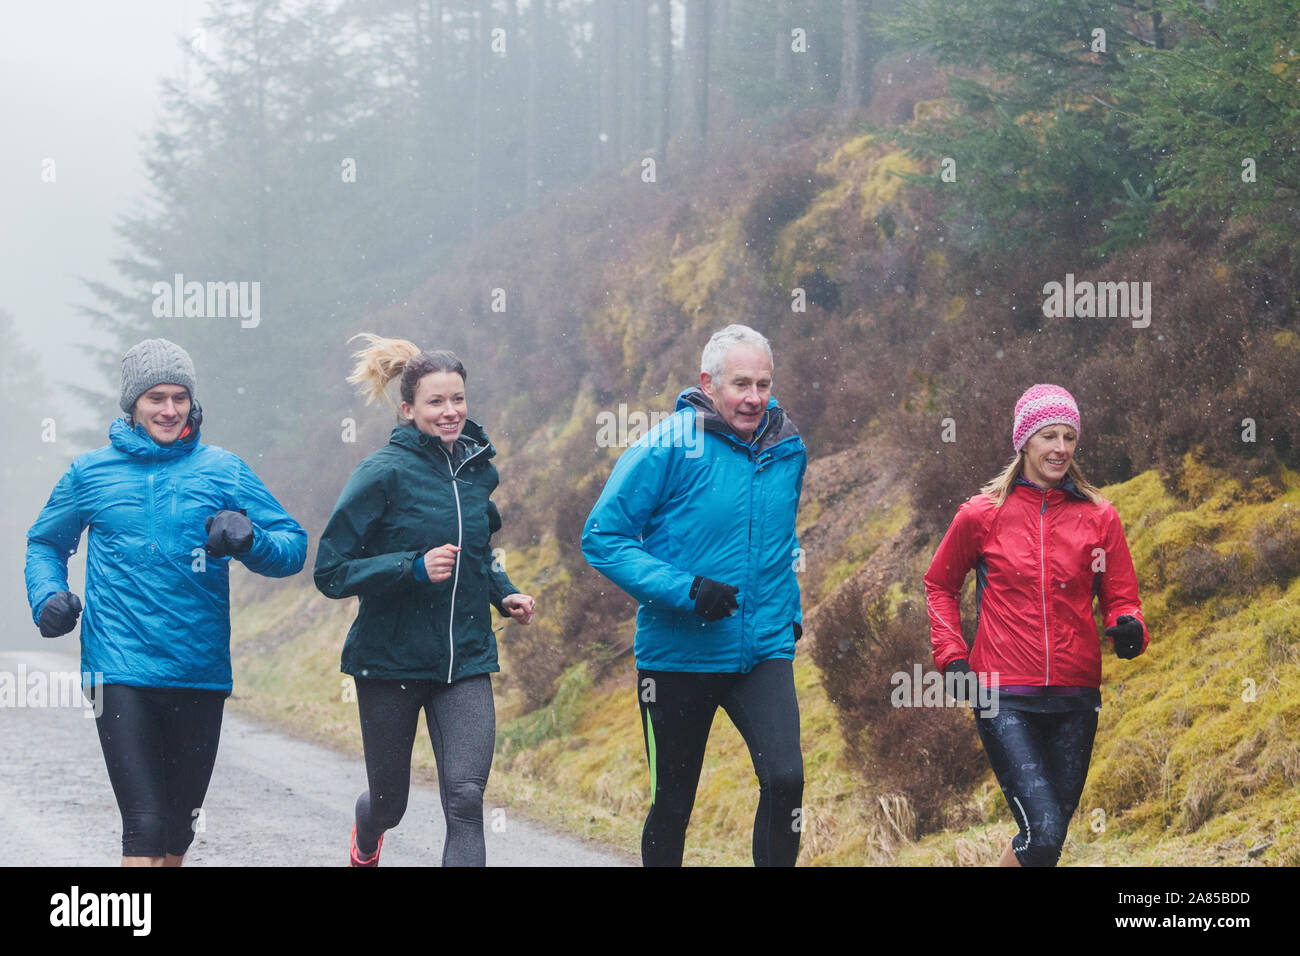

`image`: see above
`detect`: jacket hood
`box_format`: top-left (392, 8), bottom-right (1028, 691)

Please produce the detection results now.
top-left (676, 387), bottom-right (800, 453)
top-left (388, 418), bottom-right (496, 461)
top-left (109, 416), bottom-right (201, 460)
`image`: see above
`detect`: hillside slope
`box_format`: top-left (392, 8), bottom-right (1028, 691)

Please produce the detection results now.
top-left (229, 453), bottom-right (1300, 865)
top-left (227, 103), bottom-right (1299, 864)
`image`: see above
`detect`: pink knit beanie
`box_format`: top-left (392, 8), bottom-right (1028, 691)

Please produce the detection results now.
top-left (1013, 384), bottom-right (1080, 453)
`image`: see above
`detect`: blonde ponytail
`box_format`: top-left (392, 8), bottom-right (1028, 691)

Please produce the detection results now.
top-left (346, 333), bottom-right (421, 406)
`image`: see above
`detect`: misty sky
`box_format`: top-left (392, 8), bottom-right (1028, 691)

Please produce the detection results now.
top-left (1, 0), bottom-right (198, 429)
top-left (2, 1), bottom-right (202, 649)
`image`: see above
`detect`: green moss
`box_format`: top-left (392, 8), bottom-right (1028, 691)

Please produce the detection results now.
top-left (1101, 469), bottom-right (1182, 533)
top-left (496, 661), bottom-right (592, 754)
top-left (912, 98), bottom-right (955, 124)
top-left (824, 133), bottom-right (874, 168)
top-left (772, 184), bottom-right (849, 284)
top-left (226, 439), bottom-right (1298, 865)
top-left (796, 495), bottom-right (823, 533)
top-left (818, 500), bottom-right (910, 600)
top-left (1061, 467), bottom-right (1300, 858)
top-left (857, 150), bottom-right (920, 219)
top-left (772, 135), bottom-right (920, 286)
top-left (504, 533), bottom-right (570, 595)
top-left (662, 219), bottom-right (741, 319)
top-left (941, 295), bottom-right (966, 323)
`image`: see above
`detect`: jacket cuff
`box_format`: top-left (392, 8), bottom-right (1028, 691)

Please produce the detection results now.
top-left (412, 552), bottom-right (429, 583)
top-left (934, 646), bottom-right (967, 673)
top-left (241, 523), bottom-right (267, 564)
top-left (32, 591), bottom-right (54, 626)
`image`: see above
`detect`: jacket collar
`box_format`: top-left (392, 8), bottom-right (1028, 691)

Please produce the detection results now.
top-left (676, 387), bottom-right (800, 454)
top-left (1014, 473), bottom-right (1089, 501)
top-left (109, 417), bottom-right (201, 460)
top-left (389, 418), bottom-right (495, 463)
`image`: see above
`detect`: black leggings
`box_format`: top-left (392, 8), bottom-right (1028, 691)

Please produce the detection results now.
top-left (975, 707), bottom-right (1099, 867)
top-left (353, 674), bottom-right (495, 867)
top-left (93, 683), bottom-right (226, 858)
top-left (637, 657), bottom-right (804, 867)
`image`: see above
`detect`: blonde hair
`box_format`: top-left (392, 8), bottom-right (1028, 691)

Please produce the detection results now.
top-left (980, 451), bottom-right (1105, 506)
top-left (346, 333), bottom-right (467, 413)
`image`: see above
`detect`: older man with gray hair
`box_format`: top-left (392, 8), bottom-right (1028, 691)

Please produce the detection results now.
top-left (582, 323), bottom-right (808, 866)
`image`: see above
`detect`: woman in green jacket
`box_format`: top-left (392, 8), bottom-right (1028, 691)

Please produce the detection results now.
top-left (314, 334), bottom-right (535, 866)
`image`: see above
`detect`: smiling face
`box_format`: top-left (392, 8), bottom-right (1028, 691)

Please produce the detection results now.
top-left (700, 343), bottom-right (772, 441)
top-left (1021, 423), bottom-right (1077, 488)
top-left (402, 371), bottom-right (467, 443)
top-left (133, 384), bottom-right (191, 445)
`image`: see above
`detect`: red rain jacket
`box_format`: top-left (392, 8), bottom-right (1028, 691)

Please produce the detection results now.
top-left (924, 478), bottom-right (1148, 688)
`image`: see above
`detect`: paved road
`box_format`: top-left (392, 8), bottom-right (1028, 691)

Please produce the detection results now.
top-left (0, 650), bottom-right (629, 867)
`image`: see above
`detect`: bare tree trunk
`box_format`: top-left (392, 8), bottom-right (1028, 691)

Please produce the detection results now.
top-left (775, 0), bottom-right (792, 89)
top-left (628, 0), bottom-right (650, 159)
top-left (655, 0), bottom-right (671, 178)
top-left (618, 0), bottom-right (637, 163)
top-left (613, 0), bottom-right (644, 160)
top-left (803, 0), bottom-right (830, 100)
top-left (252, 4), bottom-right (268, 270)
top-left (429, 0), bottom-right (442, 68)
top-left (685, 0), bottom-right (710, 153)
top-left (472, 0), bottom-right (488, 235)
top-left (525, 0), bottom-right (542, 205)
top-left (504, 0), bottom-right (521, 208)
top-left (837, 0), bottom-right (863, 111)
top-left (593, 0), bottom-right (619, 170)
top-left (414, 0), bottom-right (427, 86)
top-left (416, 0), bottom-right (443, 165)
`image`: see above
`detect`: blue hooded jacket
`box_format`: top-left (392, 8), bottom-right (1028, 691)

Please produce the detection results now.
top-left (25, 418), bottom-right (307, 692)
top-left (581, 388), bottom-right (807, 673)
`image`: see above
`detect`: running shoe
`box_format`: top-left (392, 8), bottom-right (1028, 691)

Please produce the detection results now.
top-left (349, 823), bottom-right (383, 867)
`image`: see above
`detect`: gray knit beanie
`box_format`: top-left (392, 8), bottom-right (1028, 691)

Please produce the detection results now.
top-left (120, 338), bottom-right (197, 414)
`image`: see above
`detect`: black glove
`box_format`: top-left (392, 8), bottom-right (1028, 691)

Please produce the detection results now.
top-left (690, 576), bottom-right (739, 621)
top-left (205, 509), bottom-right (254, 557)
top-left (944, 658), bottom-right (978, 703)
top-left (793, 621), bottom-right (803, 641)
top-left (1106, 615), bottom-right (1144, 659)
top-left (38, 591), bottom-right (82, 638)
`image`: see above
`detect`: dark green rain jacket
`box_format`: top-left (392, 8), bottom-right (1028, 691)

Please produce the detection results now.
top-left (314, 420), bottom-right (518, 683)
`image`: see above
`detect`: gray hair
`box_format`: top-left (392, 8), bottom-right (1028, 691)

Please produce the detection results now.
top-left (700, 324), bottom-right (773, 381)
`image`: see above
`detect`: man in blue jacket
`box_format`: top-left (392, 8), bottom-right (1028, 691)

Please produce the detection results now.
top-left (582, 324), bottom-right (807, 866)
top-left (25, 338), bottom-right (306, 866)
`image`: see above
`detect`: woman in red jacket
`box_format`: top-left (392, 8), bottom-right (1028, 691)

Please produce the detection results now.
top-left (924, 384), bottom-right (1149, 867)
